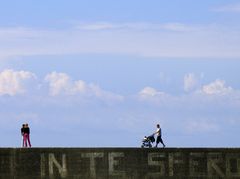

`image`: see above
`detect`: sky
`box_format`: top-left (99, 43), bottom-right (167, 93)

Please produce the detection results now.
top-left (0, 0), bottom-right (240, 147)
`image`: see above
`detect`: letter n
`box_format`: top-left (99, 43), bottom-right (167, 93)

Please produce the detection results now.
top-left (49, 153), bottom-right (67, 178)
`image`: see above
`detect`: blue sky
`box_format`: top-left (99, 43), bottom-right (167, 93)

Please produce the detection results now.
top-left (0, 0), bottom-right (240, 147)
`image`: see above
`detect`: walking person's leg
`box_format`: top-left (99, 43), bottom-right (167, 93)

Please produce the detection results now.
top-left (23, 134), bottom-right (28, 147)
top-left (159, 137), bottom-right (165, 148)
top-left (27, 134), bottom-right (31, 147)
top-left (155, 136), bottom-right (160, 148)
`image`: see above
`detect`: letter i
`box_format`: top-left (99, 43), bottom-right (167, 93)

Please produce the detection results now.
top-left (41, 154), bottom-right (46, 178)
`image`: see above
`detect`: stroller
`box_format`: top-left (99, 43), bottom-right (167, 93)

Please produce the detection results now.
top-left (141, 135), bottom-right (155, 148)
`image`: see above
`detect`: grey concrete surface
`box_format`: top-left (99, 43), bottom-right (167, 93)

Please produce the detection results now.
top-left (0, 148), bottom-right (240, 179)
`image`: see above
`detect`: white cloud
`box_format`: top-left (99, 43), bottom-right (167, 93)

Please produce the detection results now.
top-left (45, 72), bottom-right (124, 102)
top-left (138, 87), bottom-right (171, 104)
top-left (1, 22), bottom-right (240, 59)
top-left (201, 79), bottom-right (233, 95)
top-left (139, 87), bottom-right (160, 97)
top-left (139, 86), bottom-right (167, 97)
top-left (161, 23), bottom-right (195, 32)
top-left (76, 22), bottom-right (123, 30)
top-left (76, 22), bottom-right (195, 32)
top-left (45, 72), bottom-right (82, 96)
top-left (213, 3), bottom-right (240, 13)
top-left (184, 73), bottom-right (199, 92)
top-left (0, 69), bottom-right (36, 96)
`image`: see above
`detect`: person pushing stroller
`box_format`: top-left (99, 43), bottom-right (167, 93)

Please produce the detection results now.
top-left (153, 124), bottom-right (165, 148)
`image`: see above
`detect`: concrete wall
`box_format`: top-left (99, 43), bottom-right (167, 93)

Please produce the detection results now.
top-left (0, 148), bottom-right (240, 179)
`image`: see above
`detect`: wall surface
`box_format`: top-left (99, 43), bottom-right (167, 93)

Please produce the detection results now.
top-left (0, 148), bottom-right (240, 179)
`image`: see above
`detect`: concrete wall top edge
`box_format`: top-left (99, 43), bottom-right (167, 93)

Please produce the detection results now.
top-left (1, 147), bottom-right (240, 151)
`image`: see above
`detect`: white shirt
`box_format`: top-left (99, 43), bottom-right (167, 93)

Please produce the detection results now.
top-left (156, 127), bottom-right (161, 136)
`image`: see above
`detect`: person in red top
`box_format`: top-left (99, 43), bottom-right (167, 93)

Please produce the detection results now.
top-left (21, 123), bottom-right (31, 147)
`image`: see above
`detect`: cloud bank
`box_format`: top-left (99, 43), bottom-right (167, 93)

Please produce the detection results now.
top-left (1, 22), bottom-right (240, 60)
top-left (1, 69), bottom-right (239, 106)
top-left (0, 69), bottom-right (239, 147)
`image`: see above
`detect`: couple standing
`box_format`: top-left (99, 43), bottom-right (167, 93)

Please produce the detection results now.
top-left (21, 123), bottom-right (31, 147)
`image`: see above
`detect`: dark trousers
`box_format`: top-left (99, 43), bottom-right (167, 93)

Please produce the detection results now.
top-left (156, 136), bottom-right (165, 146)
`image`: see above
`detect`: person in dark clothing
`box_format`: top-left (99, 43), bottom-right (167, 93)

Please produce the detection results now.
top-left (21, 124), bottom-right (26, 147)
top-left (153, 124), bottom-right (165, 148)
